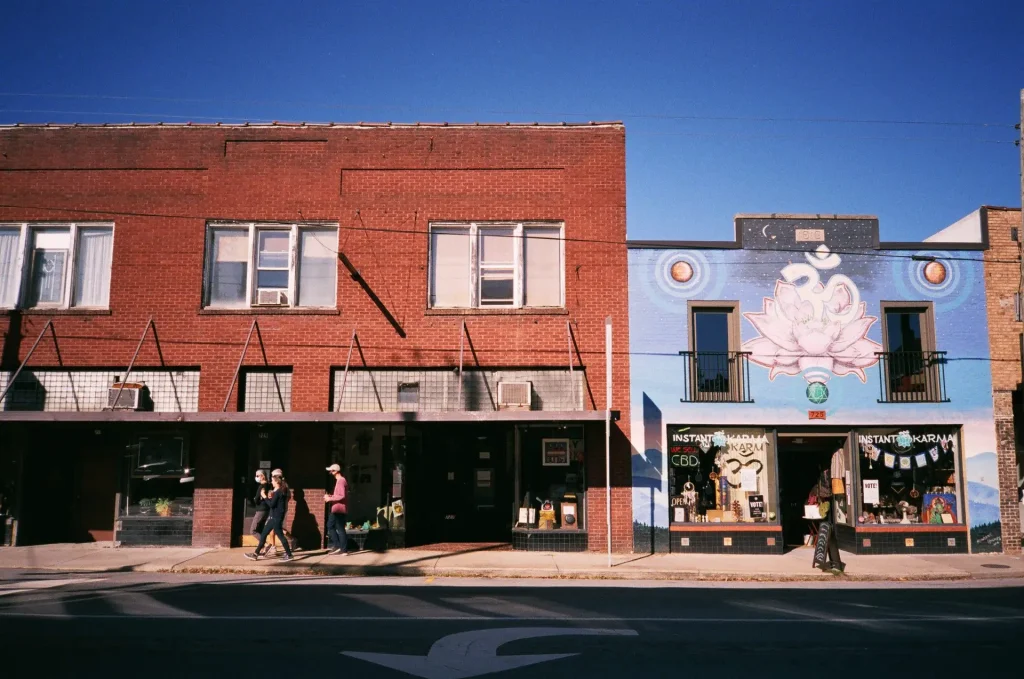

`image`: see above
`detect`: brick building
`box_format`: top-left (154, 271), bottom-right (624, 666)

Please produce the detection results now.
top-left (0, 122), bottom-right (633, 554)
top-left (982, 205), bottom-right (1024, 554)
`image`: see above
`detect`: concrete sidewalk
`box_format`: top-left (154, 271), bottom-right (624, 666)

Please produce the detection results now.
top-left (2, 543), bottom-right (1022, 582)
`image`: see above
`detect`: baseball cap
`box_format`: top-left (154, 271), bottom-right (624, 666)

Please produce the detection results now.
top-left (326, 463), bottom-right (341, 473)
top-left (271, 468), bottom-right (283, 478)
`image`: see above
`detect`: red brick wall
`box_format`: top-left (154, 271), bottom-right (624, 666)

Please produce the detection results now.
top-left (982, 206), bottom-right (1023, 554)
top-left (0, 124), bottom-right (633, 551)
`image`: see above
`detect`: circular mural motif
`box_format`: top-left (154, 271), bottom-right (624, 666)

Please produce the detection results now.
top-left (806, 381), bottom-right (829, 405)
top-left (923, 261), bottom-right (947, 286)
top-left (670, 260), bottom-right (694, 283)
top-left (890, 250), bottom-right (974, 313)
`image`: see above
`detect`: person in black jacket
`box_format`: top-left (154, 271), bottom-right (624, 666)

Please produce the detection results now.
top-left (250, 469), bottom-right (271, 554)
top-left (245, 472), bottom-right (294, 561)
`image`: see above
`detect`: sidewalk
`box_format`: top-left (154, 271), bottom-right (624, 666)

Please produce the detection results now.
top-left (1, 543), bottom-right (1022, 582)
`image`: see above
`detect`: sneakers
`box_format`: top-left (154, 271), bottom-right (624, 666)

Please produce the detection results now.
top-left (244, 552), bottom-right (259, 561)
top-left (281, 555), bottom-right (294, 562)
top-left (328, 548), bottom-right (342, 555)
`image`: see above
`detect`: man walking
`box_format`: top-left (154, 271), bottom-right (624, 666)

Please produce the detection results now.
top-left (324, 463), bottom-right (349, 556)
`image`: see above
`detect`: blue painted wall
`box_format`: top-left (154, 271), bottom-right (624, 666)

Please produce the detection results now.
top-left (628, 217), bottom-right (1000, 552)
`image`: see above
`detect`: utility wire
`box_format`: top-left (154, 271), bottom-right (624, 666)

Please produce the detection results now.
top-left (0, 202), bottom-right (1017, 265)
top-left (0, 92), bottom-right (1016, 128)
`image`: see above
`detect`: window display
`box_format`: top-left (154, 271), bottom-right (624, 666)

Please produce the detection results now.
top-left (857, 428), bottom-right (960, 525)
top-left (667, 426), bottom-right (776, 523)
top-left (120, 432), bottom-right (194, 518)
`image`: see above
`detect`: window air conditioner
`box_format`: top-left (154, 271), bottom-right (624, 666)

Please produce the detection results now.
top-left (255, 289), bottom-right (288, 306)
top-left (497, 381), bottom-right (532, 410)
top-left (108, 383), bottom-right (144, 410)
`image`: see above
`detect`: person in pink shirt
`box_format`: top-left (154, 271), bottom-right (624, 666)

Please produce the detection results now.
top-left (324, 463), bottom-right (349, 555)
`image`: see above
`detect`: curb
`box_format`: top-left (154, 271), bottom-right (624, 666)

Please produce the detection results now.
top-left (162, 563), bottom-right (978, 583)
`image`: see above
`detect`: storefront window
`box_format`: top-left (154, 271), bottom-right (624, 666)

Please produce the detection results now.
top-left (120, 433), bottom-right (194, 517)
top-left (518, 426), bottom-right (586, 530)
top-left (857, 427), bottom-right (961, 525)
top-left (667, 426), bottom-right (776, 523)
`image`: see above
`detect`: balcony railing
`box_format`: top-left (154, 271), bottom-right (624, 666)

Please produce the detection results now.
top-left (876, 351), bottom-right (949, 403)
top-left (678, 351), bottom-right (753, 403)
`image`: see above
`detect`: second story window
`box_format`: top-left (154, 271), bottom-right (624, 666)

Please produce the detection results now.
top-left (204, 223), bottom-right (338, 309)
top-left (681, 302), bottom-right (751, 402)
top-left (879, 302), bottom-right (947, 402)
top-left (428, 222), bottom-right (564, 309)
top-left (0, 223), bottom-right (114, 310)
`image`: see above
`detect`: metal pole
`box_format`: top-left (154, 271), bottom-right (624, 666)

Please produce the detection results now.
top-left (222, 319), bottom-right (259, 412)
top-left (567, 320), bottom-right (576, 410)
top-left (111, 317), bottom-right (154, 409)
top-left (457, 320), bottom-right (466, 409)
top-left (0, 319), bottom-right (53, 405)
top-left (337, 326), bottom-right (357, 412)
top-left (605, 316), bottom-right (612, 568)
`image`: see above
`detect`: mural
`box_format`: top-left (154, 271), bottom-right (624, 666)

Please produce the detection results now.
top-left (629, 217), bottom-right (1000, 553)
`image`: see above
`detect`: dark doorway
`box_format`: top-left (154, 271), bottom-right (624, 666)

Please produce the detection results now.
top-left (233, 423), bottom-right (290, 547)
top-left (777, 436), bottom-right (845, 550)
top-left (408, 424), bottom-right (513, 545)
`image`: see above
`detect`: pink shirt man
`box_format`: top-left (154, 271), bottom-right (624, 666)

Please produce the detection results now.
top-left (325, 465), bottom-right (348, 514)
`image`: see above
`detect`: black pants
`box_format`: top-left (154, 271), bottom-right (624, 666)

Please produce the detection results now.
top-left (250, 510), bottom-right (268, 539)
top-left (255, 516), bottom-right (292, 557)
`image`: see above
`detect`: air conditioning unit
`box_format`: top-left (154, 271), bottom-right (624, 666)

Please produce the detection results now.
top-left (497, 381), bottom-right (532, 410)
top-left (108, 383), bottom-right (144, 410)
top-left (255, 289), bottom-right (288, 306)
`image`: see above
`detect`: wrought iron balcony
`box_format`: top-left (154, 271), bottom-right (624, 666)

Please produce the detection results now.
top-left (678, 351), bottom-right (753, 403)
top-left (876, 351), bottom-right (949, 403)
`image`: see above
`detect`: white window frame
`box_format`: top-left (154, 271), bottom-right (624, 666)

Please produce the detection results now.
top-left (203, 222), bottom-right (338, 309)
top-left (0, 222), bottom-right (115, 310)
top-left (428, 221), bottom-right (565, 309)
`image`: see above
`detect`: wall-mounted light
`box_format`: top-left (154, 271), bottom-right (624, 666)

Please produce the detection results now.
top-left (911, 254), bottom-right (937, 262)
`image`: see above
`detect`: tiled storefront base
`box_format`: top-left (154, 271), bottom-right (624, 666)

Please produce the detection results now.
top-left (836, 523), bottom-right (968, 554)
top-left (512, 529), bottom-right (588, 552)
top-left (116, 517), bottom-right (193, 547)
top-left (669, 527), bottom-right (784, 555)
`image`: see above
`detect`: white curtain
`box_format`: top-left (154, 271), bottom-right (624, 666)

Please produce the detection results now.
top-left (73, 228), bottom-right (113, 307)
top-left (209, 229), bottom-right (249, 307)
top-left (430, 228), bottom-right (471, 307)
top-left (524, 228), bottom-right (562, 307)
top-left (0, 229), bottom-right (20, 307)
top-left (298, 229), bottom-right (337, 307)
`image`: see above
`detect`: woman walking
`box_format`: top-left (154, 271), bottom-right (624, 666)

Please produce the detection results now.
top-left (250, 469), bottom-right (271, 555)
top-left (245, 470), bottom-right (294, 561)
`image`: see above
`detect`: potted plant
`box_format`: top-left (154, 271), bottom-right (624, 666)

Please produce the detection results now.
top-left (154, 498), bottom-right (173, 517)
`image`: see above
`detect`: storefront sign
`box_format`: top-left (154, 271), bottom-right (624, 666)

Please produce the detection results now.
top-left (808, 410), bottom-right (826, 420)
top-left (748, 494), bottom-right (765, 519)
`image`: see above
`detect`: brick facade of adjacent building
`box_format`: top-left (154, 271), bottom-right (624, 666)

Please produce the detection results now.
top-left (0, 123), bottom-right (633, 552)
top-left (982, 206), bottom-right (1023, 554)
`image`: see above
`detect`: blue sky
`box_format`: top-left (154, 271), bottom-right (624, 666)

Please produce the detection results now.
top-left (1, 0), bottom-right (1021, 241)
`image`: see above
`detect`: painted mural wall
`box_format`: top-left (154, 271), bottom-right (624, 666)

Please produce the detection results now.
top-left (629, 217), bottom-right (1001, 552)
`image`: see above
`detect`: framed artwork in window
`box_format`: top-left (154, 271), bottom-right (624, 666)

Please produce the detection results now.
top-left (542, 438), bottom-right (570, 467)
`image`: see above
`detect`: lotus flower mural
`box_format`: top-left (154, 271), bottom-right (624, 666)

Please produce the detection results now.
top-left (742, 247), bottom-right (882, 382)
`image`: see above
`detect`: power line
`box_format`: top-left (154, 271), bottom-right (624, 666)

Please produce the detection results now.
top-left (0, 202), bottom-right (1017, 265)
top-left (0, 91), bottom-right (1016, 128)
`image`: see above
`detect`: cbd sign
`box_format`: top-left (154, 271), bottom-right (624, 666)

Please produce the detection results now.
top-left (671, 454), bottom-right (700, 468)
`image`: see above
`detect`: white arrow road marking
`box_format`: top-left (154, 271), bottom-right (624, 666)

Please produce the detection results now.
top-left (343, 627), bottom-right (638, 679)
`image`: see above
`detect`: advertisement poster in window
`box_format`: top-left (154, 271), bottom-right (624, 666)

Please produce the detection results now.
top-left (542, 438), bottom-right (569, 466)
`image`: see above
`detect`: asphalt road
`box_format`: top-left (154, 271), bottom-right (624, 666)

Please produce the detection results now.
top-left (0, 571), bottom-right (1022, 677)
